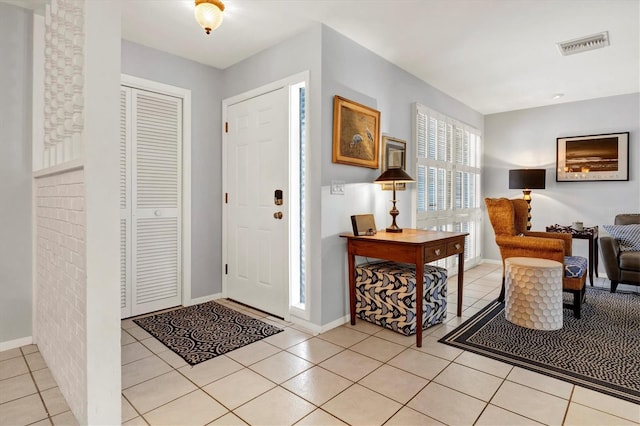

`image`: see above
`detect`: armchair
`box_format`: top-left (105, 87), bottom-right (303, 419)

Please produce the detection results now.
top-left (600, 214), bottom-right (640, 293)
top-left (485, 198), bottom-right (588, 318)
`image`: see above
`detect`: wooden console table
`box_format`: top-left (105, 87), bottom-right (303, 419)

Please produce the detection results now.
top-left (546, 224), bottom-right (599, 286)
top-left (340, 229), bottom-right (468, 347)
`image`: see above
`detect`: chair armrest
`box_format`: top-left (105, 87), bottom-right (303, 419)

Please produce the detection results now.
top-left (599, 236), bottom-right (621, 281)
top-left (495, 235), bottom-right (566, 264)
top-left (524, 231), bottom-right (573, 256)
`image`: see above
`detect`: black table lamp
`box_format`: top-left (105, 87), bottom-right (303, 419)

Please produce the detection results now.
top-left (374, 168), bottom-right (415, 233)
top-left (509, 169), bottom-right (546, 230)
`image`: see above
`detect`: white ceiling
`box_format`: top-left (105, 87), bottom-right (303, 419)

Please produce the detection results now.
top-left (11, 0), bottom-right (640, 114)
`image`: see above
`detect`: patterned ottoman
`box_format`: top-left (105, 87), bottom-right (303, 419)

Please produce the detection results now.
top-left (355, 261), bottom-right (447, 336)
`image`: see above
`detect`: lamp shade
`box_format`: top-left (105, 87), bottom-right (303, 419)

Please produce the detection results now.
top-left (508, 169), bottom-right (546, 190)
top-left (374, 168), bottom-right (415, 183)
top-left (195, 0), bottom-right (225, 34)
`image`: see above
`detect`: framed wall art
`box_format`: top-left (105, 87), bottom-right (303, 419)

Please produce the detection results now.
top-left (556, 132), bottom-right (629, 182)
top-left (332, 96), bottom-right (381, 168)
top-left (381, 136), bottom-right (407, 191)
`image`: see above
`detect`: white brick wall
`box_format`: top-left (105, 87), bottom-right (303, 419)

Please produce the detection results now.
top-left (35, 168), bottom-right (87, 422)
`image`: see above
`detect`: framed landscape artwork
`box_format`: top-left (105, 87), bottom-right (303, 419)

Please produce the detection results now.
top-left (556, 132), bottom-right (629, 182)
top-left (381, 136), bottom-right (407, 191)
top-left (332, 96), bottom-right (381, 168)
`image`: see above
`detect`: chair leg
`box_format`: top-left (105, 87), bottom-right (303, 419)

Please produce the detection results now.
top-left (610, 281), bottom-right (619, 293)
top-left (573, 290), bottom-right (581, 319)
top-left (498, 276), bottom-right (505, 303)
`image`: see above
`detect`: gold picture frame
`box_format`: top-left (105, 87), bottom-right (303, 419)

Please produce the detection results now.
top-left (332, 96), bottom-right (380, 168)
top-left (381, 136), bottom-right (407, 191)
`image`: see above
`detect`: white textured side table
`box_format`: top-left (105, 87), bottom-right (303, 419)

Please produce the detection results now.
top-left (505, 257), bottom-right (563, 330)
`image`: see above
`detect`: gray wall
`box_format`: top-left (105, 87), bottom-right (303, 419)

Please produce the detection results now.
top-left (483, 93), bottom-right (640, 267)
top-left (0, 3), bottom-right (33, 344)
top-left (121, 40), bottom-right (224, 299)
top-left (319, 27), bottom-right (483, 324)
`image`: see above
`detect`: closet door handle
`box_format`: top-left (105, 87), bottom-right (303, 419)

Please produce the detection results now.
top-left (154, 210), bottom-right (162, 217)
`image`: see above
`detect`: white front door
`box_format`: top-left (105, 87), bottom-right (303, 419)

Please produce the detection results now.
top-left (226, 87), bottom-right (289, 317)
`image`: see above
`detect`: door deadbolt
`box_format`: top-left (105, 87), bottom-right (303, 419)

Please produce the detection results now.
top-left (274, 189), bottom-right (283, 206)
top-left (273, 211), bottom-right (283, 220)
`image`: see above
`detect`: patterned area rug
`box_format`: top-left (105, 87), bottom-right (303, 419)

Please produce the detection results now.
top-left (439, 287), bottom-right (640, 404)
top-left (134, 301), bottom-right (283, 366)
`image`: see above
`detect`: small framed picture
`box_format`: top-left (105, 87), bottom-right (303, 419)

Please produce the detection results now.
top-left (381, 136), bottom-right (407, 191)
top-left (556, 132), bottom-right (629, 182)
top-left (332, 96), bottom-right (381, 169)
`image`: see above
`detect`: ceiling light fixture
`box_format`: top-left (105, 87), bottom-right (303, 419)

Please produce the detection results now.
top-left (194, 0), bottom-right (225, 35)
top-left (552, 93), bottom-right (564, 100)
top-left (557, 31), bottom-right (609, 56)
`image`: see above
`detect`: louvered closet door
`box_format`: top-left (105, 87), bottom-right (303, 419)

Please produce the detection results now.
top-left (120, 88), bottom-right (133, 318)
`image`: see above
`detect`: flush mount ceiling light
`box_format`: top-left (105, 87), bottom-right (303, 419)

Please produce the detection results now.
top-left (557, 31), bottom-right (609, 56)
top-left (194, 0), bottom-right (225, 35)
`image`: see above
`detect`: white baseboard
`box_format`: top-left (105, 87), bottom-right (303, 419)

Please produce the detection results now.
top-left (289, 314), bottom-right (349, 335)
top-left (481, 258), bottom-right (502, 265)
top-left (0, 336), bottom-right (33, 352)
top-left (187, 293), bottom-right (223, 306)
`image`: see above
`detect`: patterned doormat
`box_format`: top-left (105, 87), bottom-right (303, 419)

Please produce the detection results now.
top-left (439, 287), bottom-right (640, 404)
top-left (134, 301), bottom-right (283, 366)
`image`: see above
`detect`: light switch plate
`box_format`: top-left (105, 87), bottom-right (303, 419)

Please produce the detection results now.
top-left (330, 180), bottom-right (345, 195)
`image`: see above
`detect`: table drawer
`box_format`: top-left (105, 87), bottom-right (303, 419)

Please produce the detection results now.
top-left (424, 244), bottom-right (446, 262)
top-left (447, 240), bottom-right (464, 255)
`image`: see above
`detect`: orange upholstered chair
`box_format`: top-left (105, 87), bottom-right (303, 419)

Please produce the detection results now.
top-left (485, 198), bottom-right (588, 318)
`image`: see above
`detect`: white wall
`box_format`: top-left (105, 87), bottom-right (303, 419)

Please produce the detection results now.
top-left (483, 93), bottom-right (640, 268)
top-left (0, 2), bottom-right (33, 348)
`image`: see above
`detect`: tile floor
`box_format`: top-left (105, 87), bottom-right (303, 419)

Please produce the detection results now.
top-left (2, 263), bottom-right (639, 425)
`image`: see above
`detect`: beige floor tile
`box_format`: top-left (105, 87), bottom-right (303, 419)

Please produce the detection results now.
top-left (249, 351), bottom-right (313, 384)
top-left (122, 355), bottom-right (173, 389)
top-left (491, 381), bottom-right (568, 425)
top-left (424, 323), bottom-right (458, 338)
top-left (144, 389), bottom-right (228, 426)
top-left (122, 330), bottom-right (136, 346)
top-left (564, 402), bottom-right (637, 425)
top-left (208, 412), bottom-right (247, 425)
top-left (121, 318), bottom-right (138, 329)
top-left (296, 409), bottom-right (347, 425)
top-left (387, 348), bottom-right (449, 380)
top-left (454, 351), bottom-right (513, 378)
top-left (140, 337), bottom-right (170, 354)
top-left (20, 345), bottom-right (39, 355)
top-left (124, 371), bottom-right (197, 414)
top-left (408, 382), bottom-right (486, 425)
top-left (0, 393), bottom-right (48, 425)
top-left (571, 386), bottom-right (640, 422)
top-left (0, 356), bottom-right (29, 380)
top-left (322, 383), bottom-right (402, 426)
top-left (434, 362), bottom-right (503, 401)
top-left (263, 328), bottom-right (312, 349)
top-left (178, 355), bottom-right (243, 387)
top-left (507, 367), bottom-right (573, 399)
top-left (30, 419), bottom-right (52, 426)
top-left (0, 373), bottom-right (37, 404)
top-left (359, 364), bottom-right (428, 404)
top-left (156, 349), bottom-right (189, 369)
top-left (0, 348), bottom-right (22, 362)
top-left (127, 325), bottom-right (153, 341)
top-left (384, 406), bottom-right (445, 425)
top-left (349, 336), bottom-right (405, 362)
top-left (373, 328), bottom-right (418, 346)
top-left (416, 336), bottom-right (464, 361)
top-left (25, 351), bottom-right (47, 371)
top-left (42, 386), bottom-right (70, 416)
top-left (122, 342), bottom-right (154, 365)
top-left (234, 387), bottom-right (314, 426)
top-left (224, 340), bottom-right (281, 366)
top-left (286, 337), bottom-right (343, 364)
top-left (317, 326), bottom-right (368, 348)
top-left (122, 395), bottom-right (138, 423)
top-left (32, 368), bottom-right (57, 392)
top-left (51, 410), bottom-right (80, 426)
top-left (475, 404), bottom-right (542, 425)
top-left (203, 369), bottom-right (275, 409)
top-left (319, 350), bottom-right (382, 382)
top-left (342, 320), bottom-right (384, 335)
top-left (122, 416), bottom-right (148, 426)
top-left (282, 366), bottom-right (352, 405)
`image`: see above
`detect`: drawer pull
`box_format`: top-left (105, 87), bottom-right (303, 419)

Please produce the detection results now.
top-left (455, 243), bottom-right (461, 250)
top-left (434, 249), bottom-right (441, 256)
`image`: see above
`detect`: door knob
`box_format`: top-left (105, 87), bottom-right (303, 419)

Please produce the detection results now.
top-left (273, 212), bottom-right (283, 220)
top-left (154, 210), bottom-right (161, 217)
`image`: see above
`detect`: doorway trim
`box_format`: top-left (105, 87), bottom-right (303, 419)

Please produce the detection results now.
top-left (221, 71), bottom-right (310, 321)
top-left (120, 74), bottom-right (193, 308)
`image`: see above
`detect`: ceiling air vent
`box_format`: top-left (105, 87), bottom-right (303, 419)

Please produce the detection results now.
top-left (557, 31), bottom-right (610, 56)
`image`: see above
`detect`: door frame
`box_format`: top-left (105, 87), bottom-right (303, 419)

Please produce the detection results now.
top-left (221, 71), bottom-right (310, 321)
top-left (120, 74), bottom-right (192, 311)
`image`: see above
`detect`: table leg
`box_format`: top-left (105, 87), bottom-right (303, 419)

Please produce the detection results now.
top-left (594, 236), bottom-right (599, 278)
top-left (416, 259), bottom-right (424, 348)
top-left (348, 250), bottom-right (356, 325)
top-left (457, 252), bottom-right (464, 317)
top-left (588, 237), bottom-right (594, 286)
